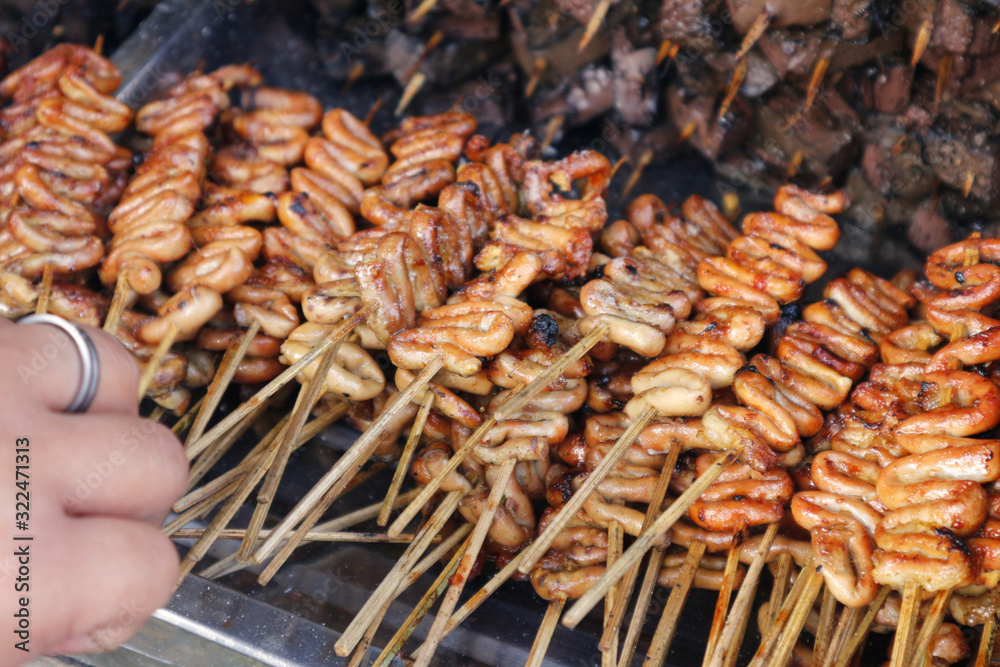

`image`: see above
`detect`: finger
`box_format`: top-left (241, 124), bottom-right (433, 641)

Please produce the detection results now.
top-left (0, 316), bottom-right (140, 415)
top-left (40, 413), bottom-right (187, 523)
top-left (32, 516), bottom-right (179, 655)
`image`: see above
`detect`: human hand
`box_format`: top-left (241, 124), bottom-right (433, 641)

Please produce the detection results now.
top-left (0, 316), bottom-right (187, 665)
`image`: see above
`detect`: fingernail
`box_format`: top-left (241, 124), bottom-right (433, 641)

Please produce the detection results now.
top-left (50, 633), bottom-right (101, 655)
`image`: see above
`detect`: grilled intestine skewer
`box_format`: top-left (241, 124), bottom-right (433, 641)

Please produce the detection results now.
top-left (0, 45), bottom-right (132, 322)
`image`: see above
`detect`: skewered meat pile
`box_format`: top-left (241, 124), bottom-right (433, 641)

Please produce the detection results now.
top-left (312, 0), bottom-right (1000, 264)
top-left (9, 39), bottom-right (1000, 667)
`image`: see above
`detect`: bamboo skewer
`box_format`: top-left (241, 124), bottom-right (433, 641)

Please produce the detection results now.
top-left (600, 443), bottom-right (680, 653)
top-left (237, 341), bottom-right (343, 561)
top-left (764, 566), bottom-right (825, 667)
top-left (334, 489), bottom-right (463, 657)
top-left (820, 606), bottom-right (861, 667)
top-left (378, 392), bottom-right (434, 526)
top-left (186, 398), bottom-right (272, 490)
top-left (834, 585), bottom-right (890, 667)
top-left (763, 553), bottom-right (793, 633)
top-left (519, 405), bottom-right (658, 575)
top-left (35, 265), bottom-right (54, 315)
top-left (890, 582), bottom-right (922, 667)
top-left (526, 596), bottom-right (566, 667)
top-left (137, 323), bottom-right (179, 399)
top-left (578, 0), bottom-right (611, 53)
top-left (562, 449), bottom-right (738, 627)
top-left (187, 305), bottom-right (372, 459)
top-left (975, 608), bottom-right (998, 667)
top-left (171, 528), bottom-right (419, 542)
top-left (643, 540), bottom-right (707, 666)
top-left (170, 395), bottom-right (204, 436)
top-left (494, 324), bottom-right (609, 421)
top-left (910, 590), bottom-right (950, 665)
top-left (619, 545), bottom-right (666, 667)
top-left (702, 523), bottom-right (746, 667)
top-left (373, 530), bottom-right (474, 667)
top-left (413, 458), bottom-right (518, 667)
top-left (103, 272), bottom-right (131, 335)
top-left (622, 149), bottom-right (654, 198)
top-left (706, 522), bottom-right (780, 667)
top-left (388, 381), bottom-right (525, 537)
top-left (602, 520), bottom-right (625, 667)
top-left (717, 58), bottom-right (747, 122)
top-left (395, 72), bottom-right (426, 116)
top-left (183, 321), bottom-right (261, 455)
top-left (734, 12), bottom-right (772, 60)
top-left (252, 356), bottom-right (444, 564)
top-left (749, 559), bottom-right (823, 667)
top-left (812, 586), bottom-right (838, 666)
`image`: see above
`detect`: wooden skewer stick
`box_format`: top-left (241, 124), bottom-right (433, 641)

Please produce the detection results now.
top-left (388, 380), bottom-right (524, 538)
top-left (396, 72), bottom-right (426, 116)
top-left (541, 114), bottom-right (565, 153)
top-left (677, 120), bottom-right (698, 146)
top-left (803, 49), bottom-right (832, 115)
top-left (975, 607), bottom-right (998, 667)
top-left (342, 62), bottom-right (365, 94)
top-left (197, 489), bottom-right (425, 581)
top-left (746, 556), bottom-right (816, 667)
top-left (820, 605), bottom-right (861, 667)
top-left (254, 356), bottom-right (445, 565)
top-left (413, 458), bottom-right (518, 667)
top-left (495, 323), bottom-right (609, 421)
top-left (184, 321), bottom-right (261, 456)
top-left (519, 405), bottom-right (658, 575)
top-left (334, 489), bottom-right (463, 657)
top-left (706, 522), bottom-right (781, 667)
top-left (578, 0), bottom-right (611, 53)
top-left (372, 529), bottom-right (474, 667)
top-left (761, 566), bottom-right (825, 667)
top-left (600, 443), bottom-right (680, 654)
top-left (622, 149), bottom-right (654, 198)
top-left (347, 525), bottom-right (469, 667)
top-left (163, 481), bottom-right (237, 537)
top-left (171, 395), bottom-right (205, 437)
top-left (812, 586), bottom-right (839, 666)
top-left (378, 392), bottom-right (434, 526)
top-left (186, 398), bottom-right (272, 490)
top-left (35, 265), bottom-right (54, 315)
top-left (734, 12), bottom-right (772, 60)
top-left (103, 272), bottom-right (132, 335)
top-left (137, 323), bottom-right (179, 400)
top-left (909, 590), bottom-right (950, 665)
top-left (833, 585), bottom-right (891, 667)
top-left (527, 596), bottom-right (566, 667)
top-left (237, 340), bottom-right (343, 562)
top-left (602, 520), bottom-right (625, 667)
top-left (411, 544), bottom-right (533, 657)
top-left (912, 17), bottom-right (933, 66)
top-left (525, 57), bottom-right (547, 98)
top-left (643, 540), bottom-right (707, 666)
top-left (409, 0), bottom-right (440, 23)
top-left (402, 30), bottom-right (444, 82)
top-left (786, 149), bottom-right (804, 181)
top-left (365, 96), bottom-right (383, 127)
top-left (717, 58), bottom-right (747, 122)
top-left (171, 528), bottom-right (419, 543)
top-left (655, 39), bottom-right (674, 67)
top-left (763, 552), bottom-right (794, 633)
top-left (562, 450), bottom-right (738, 627)
top-left (935, 53), bottom-right (954, 108)
top-left (188, 305), bottom-right (371, 459)
top-left (702, 523), bottom-right (746, 667)
top-left (964, 170), bottom-right (976, 199)
top-left (889, 582), bottom-right (922, 667)
top-left (618, 545), bottom-right (666, 667)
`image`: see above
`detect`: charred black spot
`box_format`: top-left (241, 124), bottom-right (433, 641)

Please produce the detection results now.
top-left (530, 313), bottom-right (560, 348)
top-left (289, 195), bottom-right (309, 217)
top-left (956, 271), bottom-right (966, 284)
top-left (592, 263), bottom-right (606, 279)
top-left (732, 495), bottom-right (745, 501)
top-left (933, 527), bottom-right (971, 555)
top-left (920, 381), bottom-right (933, 394)
top-left (654, 210), bottom-right (666, 224)
top-left (736, 364), bottom-right (759, 375)
top-left (625, 263), bottom-right (639, 276)
top-left (705, 321), bottom-right (719, 332)
top-left (859, 328), bottom-right (874, 343)
top-left (25, 141), bottom-right (39, 150)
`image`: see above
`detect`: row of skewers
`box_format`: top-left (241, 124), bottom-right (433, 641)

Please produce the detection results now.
top-left (3, 41), bottom-right (1000, 667)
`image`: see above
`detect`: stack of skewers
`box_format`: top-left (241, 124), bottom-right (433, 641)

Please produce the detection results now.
top-left (7, 41), bottom-right (1000, 667)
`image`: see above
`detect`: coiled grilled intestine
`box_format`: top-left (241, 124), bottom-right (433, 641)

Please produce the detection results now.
top-left (871, 370), bottom-right (1000, 592)
top-left (100, 66), bottom-right (258, 301)
top-left (789, 363), bottom-right (918, 607)
top-left (0, 45), bottom-right (133, 317)
top-left (361, 111), bottom-right (477, 227)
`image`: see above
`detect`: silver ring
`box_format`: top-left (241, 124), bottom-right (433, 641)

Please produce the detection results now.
top-left (18, 314), bottom-right (100, 413)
